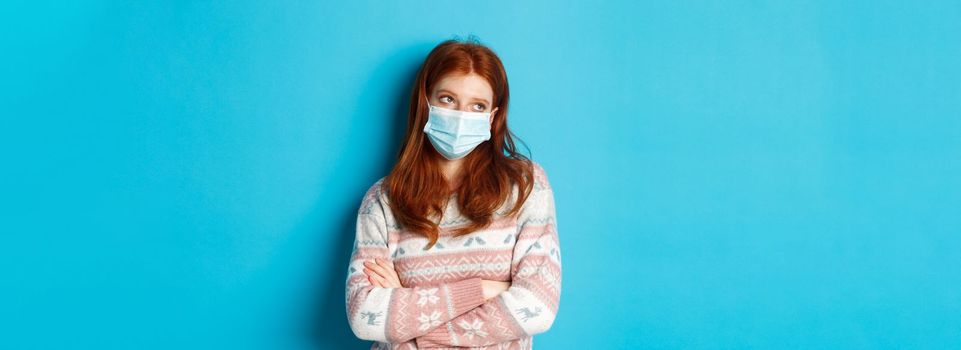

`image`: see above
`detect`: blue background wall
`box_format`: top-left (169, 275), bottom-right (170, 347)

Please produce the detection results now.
top-left (2, 1), bottom-right (959, 349)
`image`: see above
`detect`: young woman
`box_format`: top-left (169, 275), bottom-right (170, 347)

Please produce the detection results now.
top-left (345, 38), bottom-right (561, 349)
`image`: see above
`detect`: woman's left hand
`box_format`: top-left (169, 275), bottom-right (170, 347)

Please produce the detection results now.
top-left (363, 258), bottom-right (403, 288)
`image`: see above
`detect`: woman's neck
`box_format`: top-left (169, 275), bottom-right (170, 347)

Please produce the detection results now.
top-left (439, 157), bottom-right (465, 191)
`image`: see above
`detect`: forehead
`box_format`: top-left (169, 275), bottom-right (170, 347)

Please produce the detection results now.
top-left (432, 73), bottom-right (494, 101)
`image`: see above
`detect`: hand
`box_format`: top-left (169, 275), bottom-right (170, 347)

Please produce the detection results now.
top-left (363, 258), bottom-right (403, 288)
top-left (481, 280), bottom-right (511, 300)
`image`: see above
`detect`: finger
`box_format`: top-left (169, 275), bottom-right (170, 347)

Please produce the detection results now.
top-left (372, 258), bottom-right (392, 271)
top-left (377, 260), bottom-right (401, 285)
top-left (371, 261), bottom-right (397, 280)
top-left (368, 259), bottom-right (400, 287)
top-left (375, 276), bottom-right (395, 289)
top-left (363, 267), bottom-right (387, 281)
top-left (365, 260), bottom-right (392, 278)
top-left (367, 270), bottom-right (386, 286)
top-left (362, 261), bottom-right (381, 278)
top-left (387, 273), bottom-right (402, 287)
top-left (376, 259), bottom-right (398, 279)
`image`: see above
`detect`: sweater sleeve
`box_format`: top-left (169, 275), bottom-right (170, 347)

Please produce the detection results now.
top-left (345, 179), bottom-right (488, 344)
top-left (415, 163), bottom-right (562, 348)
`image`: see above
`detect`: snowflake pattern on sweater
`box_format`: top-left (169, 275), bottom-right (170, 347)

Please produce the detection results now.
top-left (345, 161), bottom-right (561, 349)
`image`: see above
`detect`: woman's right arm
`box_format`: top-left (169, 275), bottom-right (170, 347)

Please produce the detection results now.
top-left (345, 182), bottom-right (488, 344)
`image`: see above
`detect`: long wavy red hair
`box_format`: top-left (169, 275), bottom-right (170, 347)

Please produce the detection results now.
top-left (382, 38), bottom-right (535, 250)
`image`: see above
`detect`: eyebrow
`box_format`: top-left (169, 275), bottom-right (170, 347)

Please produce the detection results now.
top-left (436, 89), bottom-right (491, 106)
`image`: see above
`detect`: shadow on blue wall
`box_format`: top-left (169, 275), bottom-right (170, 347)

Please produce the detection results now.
top-left (299, 44), bottom-right (426, 348)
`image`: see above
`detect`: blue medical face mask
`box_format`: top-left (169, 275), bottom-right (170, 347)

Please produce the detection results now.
top-left (422, 96), bottom-right (493, 160)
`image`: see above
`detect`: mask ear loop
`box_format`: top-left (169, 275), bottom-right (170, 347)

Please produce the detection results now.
top-left (424, 95), bottom-right (433, 110)
top-left (422, 95), bottom-right (438, 136)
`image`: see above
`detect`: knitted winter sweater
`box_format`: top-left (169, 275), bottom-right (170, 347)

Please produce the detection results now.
top-left (345, 161), bottom-right (561, 349)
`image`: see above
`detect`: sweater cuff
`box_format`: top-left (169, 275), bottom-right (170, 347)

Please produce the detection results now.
top-left (416, 278), bottom-right (486, 348)
top-left (445, 277), bottom-right (485, 316)
top-left (415, 324), bottom-right (451, 348)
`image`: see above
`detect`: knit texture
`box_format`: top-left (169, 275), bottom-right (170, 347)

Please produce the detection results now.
top-left (345, 161), bottom-right (561, 349)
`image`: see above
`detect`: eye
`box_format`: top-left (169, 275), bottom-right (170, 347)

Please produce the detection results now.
top-left (440, 95), bottom-right (454, 104)
top-left (472, 103), bottom-right (486, 111)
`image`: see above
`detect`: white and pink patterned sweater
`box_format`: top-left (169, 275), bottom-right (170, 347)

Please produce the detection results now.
top-left (345, 161), bottom-right (562, 349)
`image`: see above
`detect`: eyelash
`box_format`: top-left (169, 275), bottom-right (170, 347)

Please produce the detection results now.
top-left (440, 95), bottom-right (486, 110)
